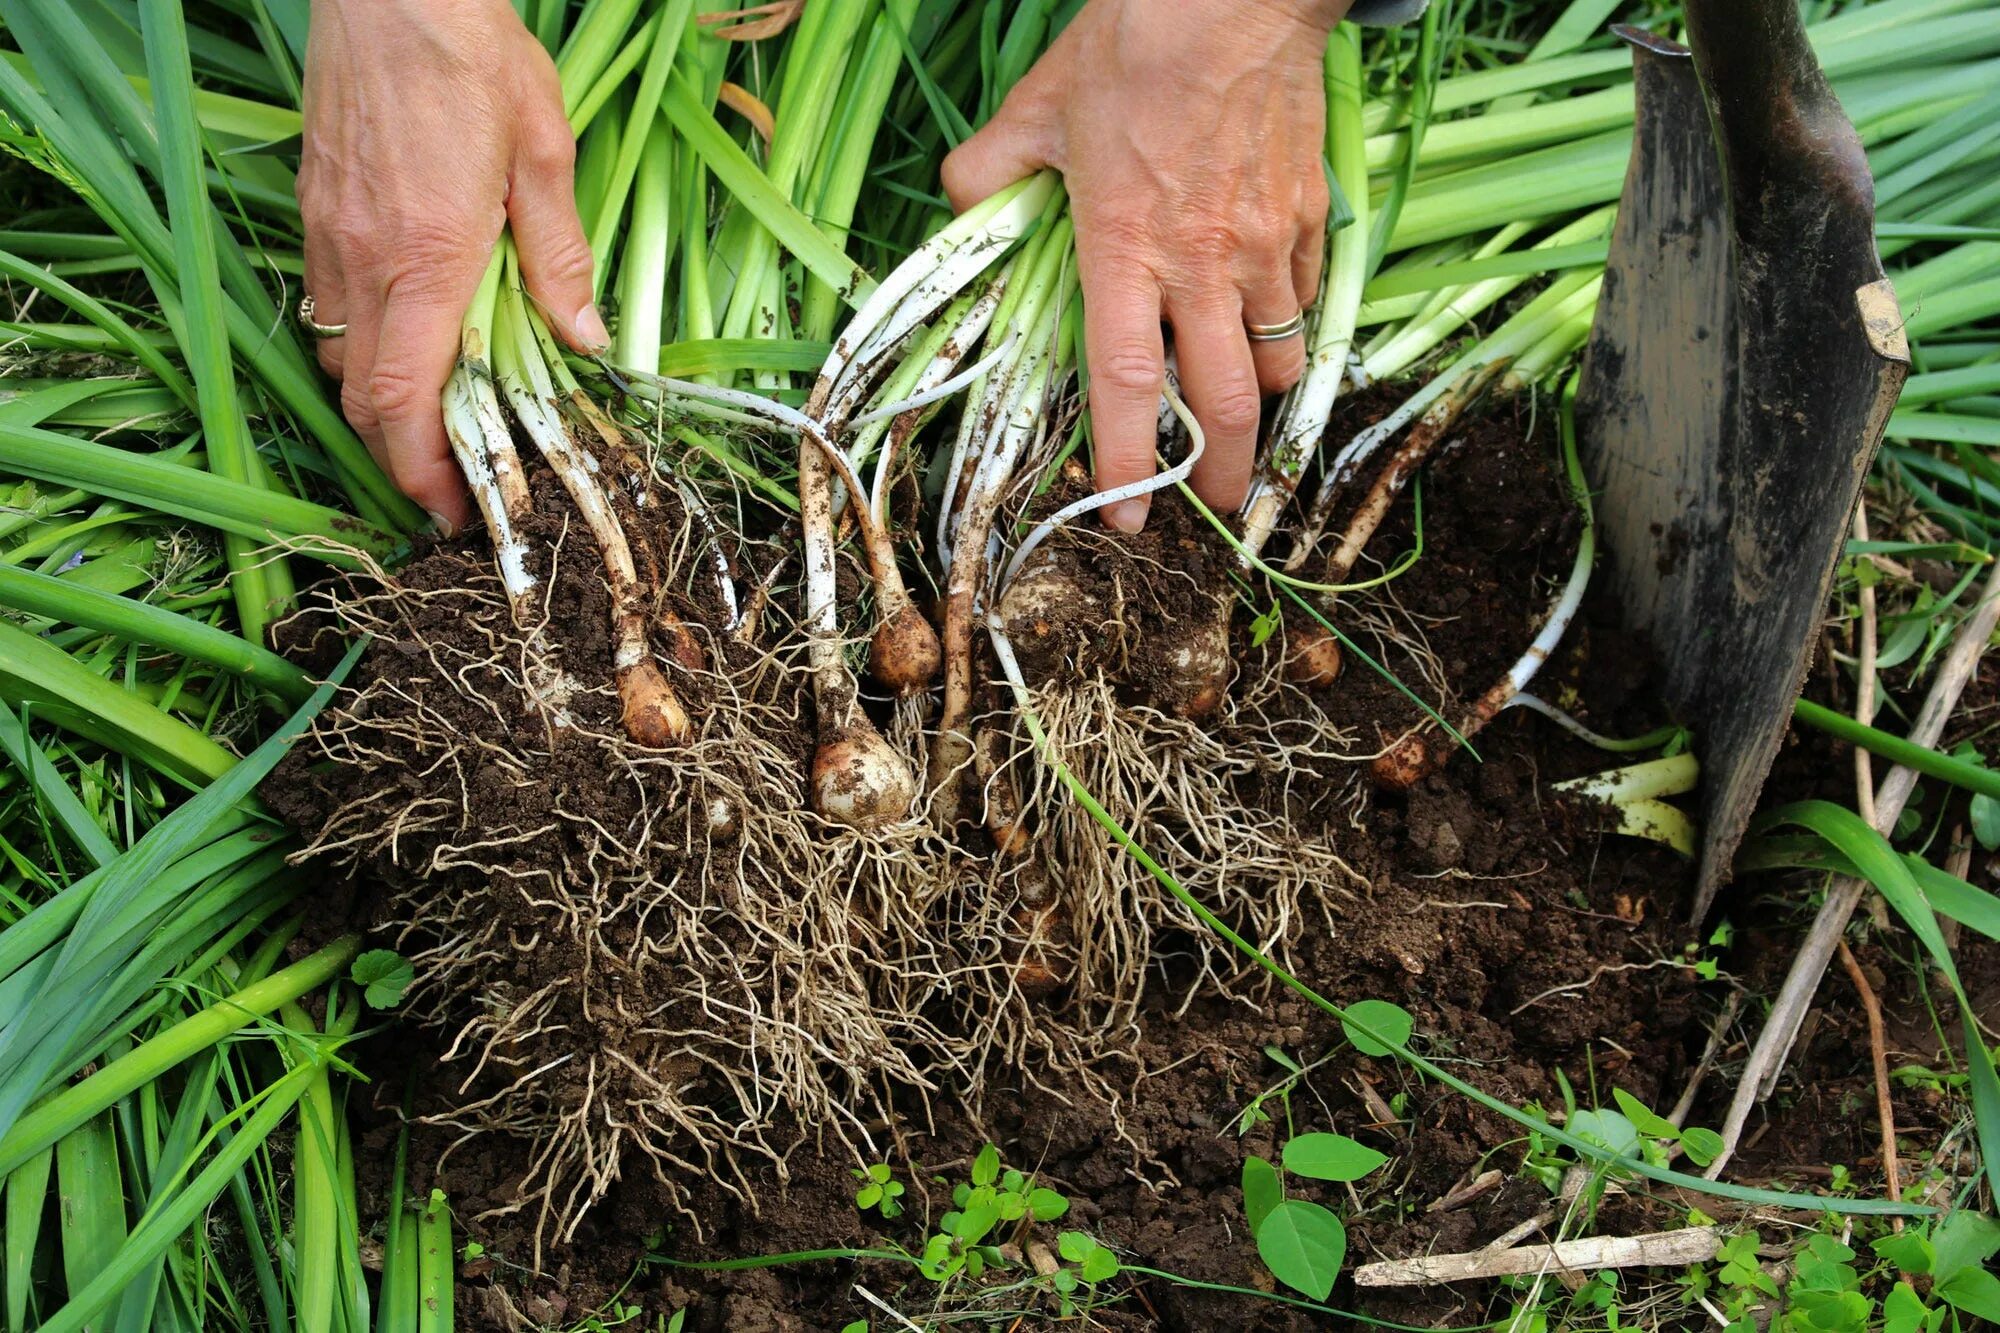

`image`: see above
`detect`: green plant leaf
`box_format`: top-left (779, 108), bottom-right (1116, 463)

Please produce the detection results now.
top-left (1610, 1089), bottom-right (1679, 1140)
top-left (954, 1202), bottom-right (1000, 1246)
top-left (351, 949), bottom-right (414, 1009)
top-left (1679, 1127), bottom-right (1725, 1168)
top-left (1282, 1133), bottom-right (1389, 1183)
top-left (1972, 794), bottom-right (2000, 851)
top-left (1566, 1108), bottom-right (1641, 1159)
top-left (1939, 1268), bottom-right (2000, 1324)
top-left (1242, 1155), bottom-right (1282, 1233)
top-left (1340, 999), bottom-right (1414, 1057)
top-left (855, 1183), bottom-right (881, 1209)
top-left (669, 1312), bottom-right (689, 1333)
top-left (1931, 1210), bottom-right (2000, 1285)
top-left (1057, 1231), bottom-right (1092, 1264)
top-left (1081, 1243), bottom-right (1119, 1284)
top-left (1028, 1187), bottom-right (1068, 1221)
top-left (1874, 1229), bottom-right (1935, 1275)
top-left (1255, 1200), bottom-right (1346, 1302)
top-left (971, 1143), bottom-right (1000, 1187)
top-left (1882, 1283), bottom-right (1931, 1333)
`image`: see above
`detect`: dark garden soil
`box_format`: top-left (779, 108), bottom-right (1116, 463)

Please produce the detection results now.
top-left (264, 388), bottom-right (1989, 1332)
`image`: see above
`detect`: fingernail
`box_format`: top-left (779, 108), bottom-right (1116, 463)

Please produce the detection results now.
top-left (574, 303), bottom-right (610, 352)
top-left (426, 509), bottom-right (458, 539)
top-left (1107, 499), bottom-right (1149, 534)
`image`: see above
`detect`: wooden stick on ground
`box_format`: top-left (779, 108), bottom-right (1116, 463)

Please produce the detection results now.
top-left (1353, 1228), bottom-right (1720, 1288)
top-left (1707, 557), bottom-right (2000, 1177)
top-left (1852, 508), bottom-right (1880, 826)
top-left (1836, 938), bottom-right (1902, 1223)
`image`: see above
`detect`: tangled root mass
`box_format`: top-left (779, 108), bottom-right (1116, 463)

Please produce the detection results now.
top-left (268, 427), bottom-right (1549, 1266)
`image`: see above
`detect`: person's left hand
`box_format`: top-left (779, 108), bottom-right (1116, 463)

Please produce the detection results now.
top-left (942, 0), bottom-right (1349, 532)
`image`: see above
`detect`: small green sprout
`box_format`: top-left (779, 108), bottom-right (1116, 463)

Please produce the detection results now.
top-left (850, 1162), bottom-right (905, 1219)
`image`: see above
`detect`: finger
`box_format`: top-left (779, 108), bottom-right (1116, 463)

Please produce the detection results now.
top-left (941, 101), bottom-right (1055, 214)
top-left (1293, 171), bottom-right (1331, 312)
top-left (1292, 223), bottom-right (1327, 317)
top-left (365, 273), bottom-right (478, 532)
top-left (508, 118), bottom-right (608, 352)
top-left (1242, 274), bottom-right (1308, 396)
top-left (335, 281), bottom-right (385, 461)
top-left (1077, 253), bottom-right (1167, 532)
top-left (1165, 289), bottom-right (1263, 512)
top-left (302, 228), bottom-right (349, 379)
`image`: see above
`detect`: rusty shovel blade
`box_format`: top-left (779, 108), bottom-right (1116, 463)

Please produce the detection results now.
top-left (1575, 3), bottom-right (1908, 922)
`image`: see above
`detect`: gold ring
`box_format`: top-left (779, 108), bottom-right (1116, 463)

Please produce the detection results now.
top-left (1245, 311), bottom-right (1306, 342)
top-left (297, 294), bottom-right (347, 340)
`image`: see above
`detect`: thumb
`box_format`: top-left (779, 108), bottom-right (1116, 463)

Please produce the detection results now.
top-left (507, 125), bottom-right (608, 352)
top-left (941, 102), bottom-right (1057, 214)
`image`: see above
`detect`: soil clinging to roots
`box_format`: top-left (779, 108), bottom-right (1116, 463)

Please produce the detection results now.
top-left (268, 391), bottom-right (1689, 1327)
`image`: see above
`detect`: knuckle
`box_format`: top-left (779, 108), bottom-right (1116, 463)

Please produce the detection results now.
top-left (325, 206), bottom-right (381, 260)
top-left (1298, 171), bottom-right (1331, 225)
top-left (1095, 346), bottom-right (1164, 397)
top-left (521, 116), bottom-right (577, 175)
top-left (367, 360), bottom-right (430, 423)
top-left (1178, 224), bottom-right (1240, 263)
top-left (1205, 384), bottom-right (1264, 438)
top-left (395, 215), bottom-right (479, 267)
top-left (340, 379), bottom-right (379, 433)
top-left (531, 228), bottom-right (595, 284)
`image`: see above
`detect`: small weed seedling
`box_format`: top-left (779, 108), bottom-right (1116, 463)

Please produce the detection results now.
top-left (1523, 1083), bottom-right (1724, 1198)
top-left (851, 1162), bottom-right (906, 1219)
top-left (1233, 998), bottom-right (1410, 1300)
top-left (1675, 1211), bottom-right (2000, 1333)
top-left (916, 1144), bottom-right (1070, 1282)
top-left (1053, 1232), bottom-right (1122, 1317)
top-left (1241, 1130), bottom-right (1391, 1301)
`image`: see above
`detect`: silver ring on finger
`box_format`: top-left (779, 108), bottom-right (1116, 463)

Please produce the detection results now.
top-left (1245, 311), bottom-right (1306, 342)
top-left (297, 294), bottom-right (347, 340)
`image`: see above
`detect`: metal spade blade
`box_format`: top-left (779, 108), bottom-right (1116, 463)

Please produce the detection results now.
top-left (1574, 4), bottom-right (1909, 922)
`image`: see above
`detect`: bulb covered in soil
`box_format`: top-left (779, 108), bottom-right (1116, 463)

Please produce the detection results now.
top-left (1285, 622), bottom-right (1344, 689)
top-left (1372, 732), bottom-right (1437, 791)
top-left (868, 602), bottom-right (942, 695)
top-left (1157, 602), bottom-right (1233, 720)
top-left (617, 659), bottom-right (692, 745)
top-left (811, 725), bottom-right (917, 829)
top-left (996, 558), bottom-right (1102, 680)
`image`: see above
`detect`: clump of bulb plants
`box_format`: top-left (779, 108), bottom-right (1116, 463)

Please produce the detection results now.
top-left (6, 0), bottom-right (1997, 1295)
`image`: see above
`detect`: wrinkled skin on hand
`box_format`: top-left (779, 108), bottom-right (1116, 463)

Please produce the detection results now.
top-left (298, 0), bottom-right (605, 532)
top-left (943, 0), bottom-right (1351, 531)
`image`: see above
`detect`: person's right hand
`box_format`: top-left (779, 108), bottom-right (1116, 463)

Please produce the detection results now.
top-left (298, 0), bottom-right (608, 533)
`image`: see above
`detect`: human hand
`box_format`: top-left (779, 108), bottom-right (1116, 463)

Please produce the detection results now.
top-left (298, 0), bottom-right (606, 532)
top-left (942, 0), bottom-right (1348, 532)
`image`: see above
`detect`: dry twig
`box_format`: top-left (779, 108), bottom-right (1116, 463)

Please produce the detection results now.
top-left (1353, 1228), bottom-right (1721, 1287)
top-left (1836, 938), bottom-right (1902, 1221)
